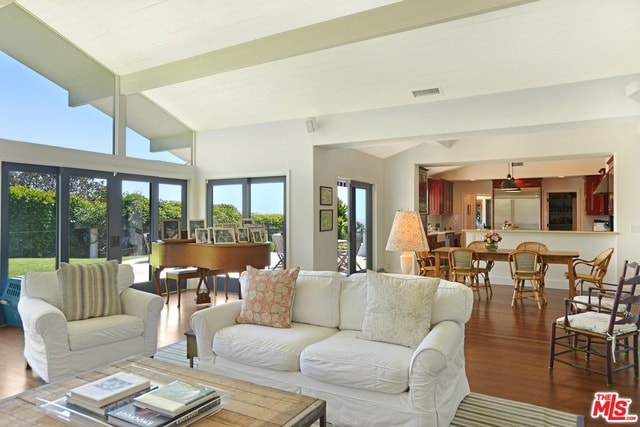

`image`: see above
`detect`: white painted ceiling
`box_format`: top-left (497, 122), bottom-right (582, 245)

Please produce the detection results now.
top-left (7, 0), bottom-right (640, 159)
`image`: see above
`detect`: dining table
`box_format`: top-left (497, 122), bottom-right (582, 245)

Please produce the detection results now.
top-left (432, 246), bottom-right (581, 298)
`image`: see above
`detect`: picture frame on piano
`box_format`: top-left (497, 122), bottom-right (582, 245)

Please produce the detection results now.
top-left (213, 227), bottom-right (237, 244)
top-left (188, 219), bottom-right (206, 239)
top-left (250, 229), bottom-right (264, 243)
top-left (236, 227), bottom-right (250, 243)
top-left (161, 219), bottom-right (181, 240)
top-left (242, 218), bottom-right (254, 226)
top-left (195, 227), bottom-right (209, 244)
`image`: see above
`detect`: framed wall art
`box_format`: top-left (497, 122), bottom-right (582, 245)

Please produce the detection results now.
top-left (319, 209), bottom-right (333, 232)
top-left (320, 186), bottom-right (333, 206)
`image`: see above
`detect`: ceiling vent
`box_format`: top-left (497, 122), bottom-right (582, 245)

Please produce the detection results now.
top-left (412, 87), bottom-right (441, 98)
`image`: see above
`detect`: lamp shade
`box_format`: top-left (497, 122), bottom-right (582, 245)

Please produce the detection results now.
top-left (385, 211), bottom-right (430, 252)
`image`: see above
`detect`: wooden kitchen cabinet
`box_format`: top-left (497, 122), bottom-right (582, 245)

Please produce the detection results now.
top-left (428, 179), bottom-right (453, 215)
top-left (584, 175), bottom-right (607, 215)
top-left (418, 168), bottom-right (428, 213)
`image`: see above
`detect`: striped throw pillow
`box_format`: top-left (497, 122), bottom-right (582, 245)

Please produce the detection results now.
top-left (57, 260), bottom-right (122, 321)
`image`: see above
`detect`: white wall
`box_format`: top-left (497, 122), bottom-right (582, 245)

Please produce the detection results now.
top-left (195, 121), bottom-right (384, 271)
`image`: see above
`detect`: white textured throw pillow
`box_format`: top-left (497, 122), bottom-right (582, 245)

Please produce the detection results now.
top-left (360, 270), bottom-right (440, 348)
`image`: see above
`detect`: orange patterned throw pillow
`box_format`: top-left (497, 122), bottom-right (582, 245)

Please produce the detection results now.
top-left (236, 266), bottom-right (300, 328)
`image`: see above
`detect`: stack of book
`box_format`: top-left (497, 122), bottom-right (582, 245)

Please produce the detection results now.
top-left (106, 380), bottom-right (221, 427)
top-left (65, 372), bottom-right (153, 418)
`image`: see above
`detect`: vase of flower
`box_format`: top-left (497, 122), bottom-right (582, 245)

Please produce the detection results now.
top-left (485, 241), bottom-right (498, 251)
top-left (483, 231), bottom-right (502, 251)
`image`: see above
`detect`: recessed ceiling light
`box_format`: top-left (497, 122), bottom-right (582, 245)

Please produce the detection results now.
top-left (412, 87), bottom-right (441, 98)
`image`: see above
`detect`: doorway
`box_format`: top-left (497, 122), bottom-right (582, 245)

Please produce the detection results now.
top-left (337, 179), bottom-right (372, 274)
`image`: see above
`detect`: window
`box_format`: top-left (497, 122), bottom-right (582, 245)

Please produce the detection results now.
top-left (207, 177), bottom-right (285, 268)
top-left (0, 162), bottom-right (186, 286)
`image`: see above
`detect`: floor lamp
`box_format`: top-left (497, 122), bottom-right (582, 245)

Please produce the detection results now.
top-left (385, 211), bottom-right (430, 275)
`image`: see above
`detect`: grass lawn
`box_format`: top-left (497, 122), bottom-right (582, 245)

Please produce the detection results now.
top-left (8, 257), bottom-right (142, 278)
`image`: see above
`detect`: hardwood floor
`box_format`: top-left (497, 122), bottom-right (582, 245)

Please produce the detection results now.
top-left (0, 283), bottom-right (637, 426)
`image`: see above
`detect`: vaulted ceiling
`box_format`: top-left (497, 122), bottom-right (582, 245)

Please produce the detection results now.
top-left (3, 0), bottom-right (640, 159)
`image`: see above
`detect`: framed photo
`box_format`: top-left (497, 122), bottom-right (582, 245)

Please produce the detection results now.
top-left (241, 218), bottom-right (254, 226)
top-left (161, 219), bottom-right (180, 240)
top-left (187, 219), bottom-right (205, 238)
top-left (320, 186), bottom-right (333, 206)
top-left (236, 227), bottom-right (250, 243)
top-left (213, 227), bottom-right (237, 244)
top-left (319, 209), bottom-right (333, 232)
top-left (247, 224), bottom-right (266, 243)
top-left (251, 229), bottom-right (264, 243)
top-left (195, 227), bottom-right (210, 244)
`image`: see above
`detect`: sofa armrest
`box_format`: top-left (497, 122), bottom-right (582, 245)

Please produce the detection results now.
top-left (190, 300), bottom-right (242, 362)
top-left (120, 288), bottom-right (164, 355)
top-left (408, 320), bottom-right (465, 409)
top-left (18, 296), bottom-right (69, 342)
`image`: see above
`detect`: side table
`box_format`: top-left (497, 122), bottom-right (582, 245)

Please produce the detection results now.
top-left (185, 330), bottom-right (197, 368)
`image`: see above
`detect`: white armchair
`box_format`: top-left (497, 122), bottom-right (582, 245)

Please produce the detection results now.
top-left (18, 262), bottom-right (164, 383)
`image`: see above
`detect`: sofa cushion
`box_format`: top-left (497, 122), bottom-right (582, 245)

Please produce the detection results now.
top-left (360, 271), bottom-right (439, 348)
top-left (67, 314), bottom-right (144, 351)
top-left (292, 271), bottom-right (342, 328)
top-left (213, 322), bottom-right (337, 371)
top-left (57, 260), bottom-right (122, 321)
top-left (300, 330), bottom-right (413, 394)
top-left (236, 266), bottom-right (300, 328)
top-left (339, 273), bottom-right (368, 331)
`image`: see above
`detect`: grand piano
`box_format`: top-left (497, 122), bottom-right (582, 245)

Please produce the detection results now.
top-left (149, 240), bottom-right (271, 302)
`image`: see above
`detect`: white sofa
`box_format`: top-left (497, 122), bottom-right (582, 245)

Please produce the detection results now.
top-left (18, 262), bottom-right (164, 383)
top-left (190, 270), bottom-right (473, 426)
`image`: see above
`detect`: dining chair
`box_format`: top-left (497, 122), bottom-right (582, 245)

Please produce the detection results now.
top-left (516, 241), bottom-right (549, 287)
top-left (508, 250), bottom-right (546, 309)
top-left (466, 241), bottom-right (494, 297)
top-left (568, 247), bottom-right (614, 295)
top-left (571, 260), bottom-right (640, 314)
top-left (549, 262), bottom-right (640, 385)
top-left (449, 248), bottom-right (485, 297)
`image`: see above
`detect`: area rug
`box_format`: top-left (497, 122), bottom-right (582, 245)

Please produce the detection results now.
top-left (155, 340), bottom-right (584, 427)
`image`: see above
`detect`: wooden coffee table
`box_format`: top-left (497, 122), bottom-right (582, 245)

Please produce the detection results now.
top-left (0, 357), bottom-right (326, 427)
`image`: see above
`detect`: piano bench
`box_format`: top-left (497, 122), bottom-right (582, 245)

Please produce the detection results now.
top-left (164, 268), bottom-right (222, 307)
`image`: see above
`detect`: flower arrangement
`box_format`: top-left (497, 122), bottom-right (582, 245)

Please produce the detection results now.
top-left (483, 231), bottom-right (502, 244)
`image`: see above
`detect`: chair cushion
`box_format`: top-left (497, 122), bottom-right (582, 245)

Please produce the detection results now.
top-left (556, 312), bottom-right (638, 334)
top-left (213, 322), bottom-right (337, 371)
top-left (300, 330), bottom-right (413, 394)
top-left (236, 266), bottom-right (300, 328)
top-left (360, 270), bottom-right (440, 348)
top-left (57, 260), bottom-right (121, 321)
top-left (67, 314), bottom-right (144, 351)
top-left (572, 295), bottom-right (622, 313)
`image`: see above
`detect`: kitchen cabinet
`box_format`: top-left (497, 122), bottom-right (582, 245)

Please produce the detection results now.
top-left (584, 175), bottom-right (607, 215)
top-left (428, 179), bottom-right (453, 215)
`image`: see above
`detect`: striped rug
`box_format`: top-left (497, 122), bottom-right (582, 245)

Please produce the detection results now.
top-left (155, 340), bottom-right (584, 427)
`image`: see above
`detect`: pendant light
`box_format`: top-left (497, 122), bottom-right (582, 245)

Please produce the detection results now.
top-left (500, 163), bottom-right (521, 192)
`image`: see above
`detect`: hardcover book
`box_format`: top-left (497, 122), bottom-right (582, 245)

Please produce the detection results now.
top-left (133, 380), bottom-right (218, 417)
top-left (68, 372), bottom-right (151, 407)
top-left (108, 395), bottom-right (221, 427)
top-left (65, 385), bottom-right (157, 418)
